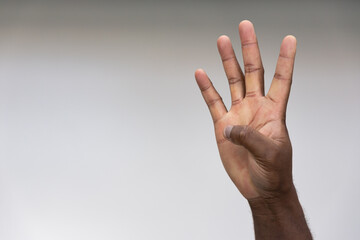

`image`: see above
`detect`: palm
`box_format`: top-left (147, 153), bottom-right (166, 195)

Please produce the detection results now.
top-left (195, 20), bottom-right (296, 200)
top-left (215, 97), bottom-right (289, 199)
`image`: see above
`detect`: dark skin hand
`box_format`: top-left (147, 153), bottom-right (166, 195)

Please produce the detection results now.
top-left (195, 20), bottom-right (312, 239)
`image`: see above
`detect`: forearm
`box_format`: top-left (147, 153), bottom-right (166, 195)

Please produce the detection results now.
top-left (248, 185), bottom-right (312, 240)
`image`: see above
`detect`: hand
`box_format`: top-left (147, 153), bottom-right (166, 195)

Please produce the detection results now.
top-left (195, 20), bottom-right (297, 201)
top-left (195, 20), bottom-right (312, 239)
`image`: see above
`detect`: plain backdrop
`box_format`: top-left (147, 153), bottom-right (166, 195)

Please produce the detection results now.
top-left (0, 0), bottom-right (359, 239)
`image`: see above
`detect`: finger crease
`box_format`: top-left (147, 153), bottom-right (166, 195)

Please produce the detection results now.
top-left (245, 91), bottom-right (258, 98)
top-left (274, 73), bottom-right (291, 81)
top-left (232, 98), bottom-right (242, 105)
top-left (228, 77), bottom-right (243, 85)
top-left (200, 84), bottom-right (212, 92)
top-left (279, 54), bottom-right (293, 60)
top-left (222, 56), bottom-right (236, 62)
top-left (207, 97), bottom-right (222, 107)
top-left (244, 64), bottom-right (263, 74)
top-left (266, 94), bottom-right (277, 103)
top-left (241, 41), bottom-right (258, 47)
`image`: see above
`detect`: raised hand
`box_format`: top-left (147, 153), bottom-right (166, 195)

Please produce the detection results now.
top-left (196, 20), bottom-right (312, 239)
top-left (195, 20), bottom-right (296, 200)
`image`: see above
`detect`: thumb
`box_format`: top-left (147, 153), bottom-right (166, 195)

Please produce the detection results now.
top-left (224, 125), bottom-right (276, 159)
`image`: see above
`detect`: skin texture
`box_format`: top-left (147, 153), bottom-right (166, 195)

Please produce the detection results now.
top-left (195, 20), bottom-right (312, 239)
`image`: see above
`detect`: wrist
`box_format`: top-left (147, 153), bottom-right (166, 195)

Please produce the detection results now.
top-left (248, 184), bottom-right (302, 217)
top-left (248, 185), bottom-right (312, 240)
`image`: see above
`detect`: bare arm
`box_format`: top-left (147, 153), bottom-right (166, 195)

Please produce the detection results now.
top-left (248, 186), bottom-right (311, 239)
top-left (195, 20), bottom-right (312, 239)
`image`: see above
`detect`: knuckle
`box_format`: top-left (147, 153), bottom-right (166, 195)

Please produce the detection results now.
top-left (228, 76), bottom-right (242, 85)
top-left (274, 73), bottom-right (291, 81)
top-left (222, 56), bottom-right (236, 63)
top-left (200, 84), bottom-right (212, 92)
top-left (206, 97), bottom-right (222, 107)
top-left (244, 63), bottom-right (264, 74)
top-left (241, 41), bottom-right (258, 47)
top-left (245, 90), bottom-right (259, 98)
top-left (231, 98), bottom-right (242, 106)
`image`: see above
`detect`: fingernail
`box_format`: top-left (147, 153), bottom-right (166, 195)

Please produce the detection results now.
top-left (224, 125), bottom-right (233, 139)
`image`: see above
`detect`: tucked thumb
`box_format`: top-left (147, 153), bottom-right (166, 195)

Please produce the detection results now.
top-left (224, 125), bottom-right (275, 159)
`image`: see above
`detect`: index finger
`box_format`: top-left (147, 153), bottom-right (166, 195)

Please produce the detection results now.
top-left (267, 35), bottom-right (297, 113)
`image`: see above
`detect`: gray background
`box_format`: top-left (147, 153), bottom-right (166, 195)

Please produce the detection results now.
top-left (0, 0), bottom-right (359, 239)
